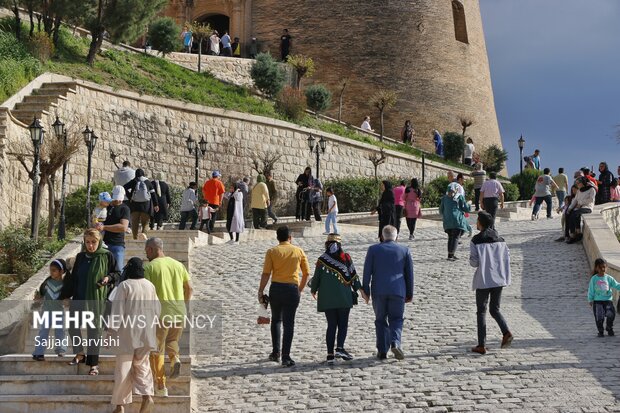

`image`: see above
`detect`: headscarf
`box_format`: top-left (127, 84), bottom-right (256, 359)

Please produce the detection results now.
top-left (447, 182), bottom-right (461, 201)
top-left (380, 180), bottom-right (395, 203)
top-left (122, 257), bottom-right (145, 280)
top-left (316, 234), bottom-right (358, 285)
top-left (256, 174), bottom-right (265, 183)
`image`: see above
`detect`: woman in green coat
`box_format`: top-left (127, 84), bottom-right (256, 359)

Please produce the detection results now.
top-left (439, 182), bottom-right (471, 261)
top-left (310, 234), bottom-right (361, 365)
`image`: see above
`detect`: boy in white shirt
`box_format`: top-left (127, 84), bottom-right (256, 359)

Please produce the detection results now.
top-left (324, 187), bottom-right (339, 235)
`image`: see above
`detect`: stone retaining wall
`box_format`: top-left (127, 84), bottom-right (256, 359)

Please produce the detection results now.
top-left (0, 73), bottom-right (472, 229)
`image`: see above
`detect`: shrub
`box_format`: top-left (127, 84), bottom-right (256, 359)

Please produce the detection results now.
top-left (0, 227), bottom-right (41, 283)
top-left (0, 30), bottom-right (42, 101)
top-left (166, 185), bottom-right (185, 224)
top-left (65, 181), bottom-right (114, 228)
top-left (305, 84), bottom-right (332, 115)
top-left (251, 52), bottom-right (285, 97)
top-left (510, 169), bottom-right (543, 200)
top-left (148, 17), bottom-right (180, 56)
top-left (275, 86), bottom-right (307, 121)
top-left (422, 176), bottom-right (450, 208)
top-left (27, 31), bottom-right (55, 61)
top-left (481, 145), bottom-right (508, 174)
top-left (503, 182), bottom-right (520, 202)
top-left (286, 54), bottom-right (315, 88)
top-left (323, 177), bottom-right (381, 213)
top-left (443, 132), bottom-right (465, 163)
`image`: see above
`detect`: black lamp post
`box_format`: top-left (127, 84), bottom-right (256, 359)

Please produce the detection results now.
top-left (307, 134), bottom-right (327, 180)
top-left (186, 134), bottom-right (207, 184)
top-left (52, 116), bottom-right (67, 240)
top-left (83, 126), bottom-right (98, 226)
top-left (518, 135), bottom-right (525, 174)
top-left (28, 117), bottom-right (44, 241)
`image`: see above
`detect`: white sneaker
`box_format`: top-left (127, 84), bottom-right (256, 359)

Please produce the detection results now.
top-left (155, 387), bottom-right (168, 397)
top-left (531, 214), bottom-right (536, 221)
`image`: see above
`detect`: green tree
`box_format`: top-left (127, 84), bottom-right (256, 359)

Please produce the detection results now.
top-left (85, 0), bottom-right (167, 66)
top-left (369, 89), bottom-right (397, 141)
top-left (189, 21), bottom-right (211, 73)
top-left (481, 144), bottom-right (508, 174)
top-left (251, 52), bottom-right (285, 97)
top-left (442, 132), bottom-right (465, 162)
top-left (0, 0), bottom-right (21, 40)
top-left (286, 54), bottom-right (315, 89)
top-left (148, 17), bottom-right (180, 57)
top-left (304, 84), bottom-right (332, 117)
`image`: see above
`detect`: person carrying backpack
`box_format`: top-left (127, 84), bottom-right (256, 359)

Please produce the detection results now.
top-left (123, 168), bottom-right (159, 240)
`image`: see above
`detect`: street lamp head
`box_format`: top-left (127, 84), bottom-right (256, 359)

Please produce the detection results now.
top-left (198, 136), bottom-right (207, 154)
top-left (518, 135), bottom-right (525, 150)
top-left (307, 134), bottom-right (316, 152)
top-left (185, 135), bottom-right (195, 154)
top-left (51, 116), bottom-right (65, 139)
top-left (91, 132), bottom-right (99, 149)
top-left (82, 126), bottom-right (93, 146)
top-left (319, 136), bottom-right (327, 153)
top-left (28, 117), bottom-right (44, 147)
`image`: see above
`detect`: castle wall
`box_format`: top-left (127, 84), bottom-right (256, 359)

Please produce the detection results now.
top-left (250, 0), bottom-right (502, 154)
top-left (0, 76), bottom-right (471, 229)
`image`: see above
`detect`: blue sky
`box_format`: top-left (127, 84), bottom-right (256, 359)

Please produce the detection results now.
top-left (479, 0), bottom-right (620, 176)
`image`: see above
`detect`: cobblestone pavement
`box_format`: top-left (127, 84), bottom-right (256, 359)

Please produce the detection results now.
top-left (189, 219), bottom-right (620, 412)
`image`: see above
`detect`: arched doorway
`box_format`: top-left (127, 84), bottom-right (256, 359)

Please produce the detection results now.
top-left (199, 14), bottom-right (230, 36)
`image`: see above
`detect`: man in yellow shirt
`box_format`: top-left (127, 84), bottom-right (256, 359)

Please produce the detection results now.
top-left (258, 226), bottom-right (310, 367)
top-left (144, 237), bottom-right (193, 397)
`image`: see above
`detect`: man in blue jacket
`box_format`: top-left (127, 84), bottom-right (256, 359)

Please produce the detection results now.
top-left (362, 225), bottom-right (414, 360)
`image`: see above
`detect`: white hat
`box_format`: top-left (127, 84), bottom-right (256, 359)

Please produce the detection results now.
top-left (112, 185), bottom-right (125, 201)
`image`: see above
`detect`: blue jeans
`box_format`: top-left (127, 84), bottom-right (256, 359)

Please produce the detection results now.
top-left (107, 244), bottom-right (125, 273)
top-left (532, 195), bottom-right (553, 218)
top-left (372, 295), bottom-right (405, 353)
top-left (556, 191), bottom-right (566, 209)
top-left (33, 310), bottom-right (67, 356)
top-left (325, 212), bottom-right (339, 234)
top-left (476, 287), bottom-right (509, 347)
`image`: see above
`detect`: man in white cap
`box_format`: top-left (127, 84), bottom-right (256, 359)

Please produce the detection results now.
top-left (97, 185), bottom-right (130, 272)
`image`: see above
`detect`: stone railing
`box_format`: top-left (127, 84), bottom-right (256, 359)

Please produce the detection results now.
top-left (582, 203), bottom-right (620, 301)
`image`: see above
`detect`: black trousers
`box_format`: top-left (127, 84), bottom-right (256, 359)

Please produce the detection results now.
top-left (474, 188), bottom-right (481, 211)
top-left (311, 201), bottom-right (322, 221)
top-left (568, 207), bottom-right (591, 235)
top-left (446, 228), bottom-right (461, 255)
top-left (483, 197), bottom-right (499, 228)
top-left (295, 188), bottom-right (304, 219)
top-left (207, 203), bottom-right (219, 232)
top-left (324, 308), bottom-right (350, 354)
top-left (406, 218), bottom-right (417, 235)
top-left (269, 282), bottom-right (300, 359)
top-left (476, 287), bottom-right (509, 347)
top-left (179, 209), bottom-right (197, 230)
top-left (394, 205), bottom-right (404, 232)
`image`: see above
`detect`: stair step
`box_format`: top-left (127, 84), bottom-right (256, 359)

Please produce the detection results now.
top-left (40, 82), bottom-right (78, 89)
top-left (0, 394), bottom-right (190, 413)
top-left (14, 101), bottom-right (59, 111)
top-left (21, 95), bottom-right (60, 105)
top-left (11, 109), bottom-right (50, 123)
top-left (0, 355), bottom-right (192, 375)
top-left (0, 374), bottom-right (189, 395)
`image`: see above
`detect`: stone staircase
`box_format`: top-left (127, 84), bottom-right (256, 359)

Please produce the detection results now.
top-left (0, 354), bottom-right (191, 412)
top-left (122, 229), bottom-right (213, 270)
top-left (9, 82), bottom-right (78, 125)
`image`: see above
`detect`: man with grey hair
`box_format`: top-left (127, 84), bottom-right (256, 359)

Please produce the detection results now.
top-left (144, 237), bottom-right (193, 397)
top-left (362, 225), bottom-right (414, 360)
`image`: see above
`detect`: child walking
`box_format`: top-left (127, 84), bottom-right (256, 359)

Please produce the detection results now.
top-left (324, 187), bottom-right (339, 235)
top-left (588, 258), bottom-right (620, 337)
top-left (199, 201), bottom-right (216, 233)
top-left (32, 259), bottom-right (68, 360)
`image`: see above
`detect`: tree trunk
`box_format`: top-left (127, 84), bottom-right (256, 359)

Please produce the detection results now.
top-left (198, 39), bottom-right (202, 73)
top-left (37, 14), bottom-right (41, 32)
top-left (47, 176), bottom-right (55, 238)
top-left (338, 94), bottom-right (343, 123)
top-left (28, 6), bottom-right (35, 37)
top-left (52, 15), bottom-right (62, 46)
top-left (12, 3), bottom-right (21, 40)
top-left (379, 109), bottom-right (385, 142)
top-left (87, 29), bottom-right (104, 66)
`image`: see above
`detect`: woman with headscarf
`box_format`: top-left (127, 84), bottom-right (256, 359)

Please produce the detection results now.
top-left (433, 130), bottom-right (444, 157)
top-left (225, 183), bottom-right (245, 243)
top-left (371, 180), bottom-right (395, 241)
top-left (566, 177), bottom-right (596, 244)
top-left (295, 167), bottom-right (313, 221)
top-left (439, 182), bottom-right (471, 260)
top-left (61, 228), bottom-right (118, 376)
top-left (150, 172), bottom-right (171, 231)
top-left (310, 234), bottom-right (361, 365)
top-left (596, 162), bottom-right (614, 205)
top-left (404, 178), bottom-right (423, 240)
top-left (108, 257), bottom-right (160, 413)
top-left (401, 120), bottom-right (415, 145)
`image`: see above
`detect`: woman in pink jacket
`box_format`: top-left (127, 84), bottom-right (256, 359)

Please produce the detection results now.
top-left (404, 178), bottom-right (423, 240)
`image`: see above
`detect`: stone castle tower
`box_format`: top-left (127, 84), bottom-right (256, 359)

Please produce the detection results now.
top-left (163, 0), bottom-right (502, 153)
